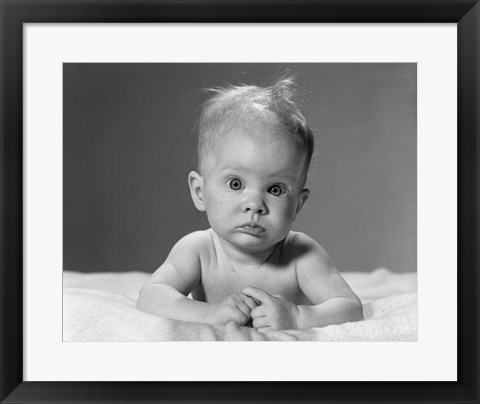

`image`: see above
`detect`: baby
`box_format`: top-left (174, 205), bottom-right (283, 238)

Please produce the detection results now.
top-left (136, 76), bottom-right (363, 331)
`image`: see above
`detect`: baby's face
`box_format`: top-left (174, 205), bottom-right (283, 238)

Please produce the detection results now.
top-left (199, 121), bottom-right (309, 253)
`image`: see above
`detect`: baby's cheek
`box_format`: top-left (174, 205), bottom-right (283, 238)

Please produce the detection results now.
top-left (281, 201), bottom-right (298, 219)
top-left (274, 210), bottom-right (297, 231)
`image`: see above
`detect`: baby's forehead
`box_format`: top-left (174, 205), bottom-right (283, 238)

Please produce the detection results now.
top-left (212, 113), bottom-right (300, 146)
top-left (205, 129), bottom-right (307, 174)
top-left (209, 131), bottom-right (302, 163)
top-left (199, 111), bottom-right (309, 175)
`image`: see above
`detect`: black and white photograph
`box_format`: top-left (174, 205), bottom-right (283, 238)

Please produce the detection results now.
top-left (2, 0), bottom-right (479, 401)
top-left (62, 63), bottom-right (417, 341)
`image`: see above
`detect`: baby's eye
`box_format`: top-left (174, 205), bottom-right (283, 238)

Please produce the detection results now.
top-left (227, 177), bottom-right (244, 191)
top-left (268, 184), bottom-right (287, 197)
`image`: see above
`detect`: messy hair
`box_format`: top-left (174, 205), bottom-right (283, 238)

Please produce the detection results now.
top-left (197, 75), bottom-right (314, 184)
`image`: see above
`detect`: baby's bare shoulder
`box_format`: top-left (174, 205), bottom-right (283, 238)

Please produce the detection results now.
top-left (176, 229), bottom-right (211, 246)
top-left (288, 232), bottom-right (359, 304)
top-left (285, 231), bottom-right (333, 273)
top-left (286, 231), bottom-right (328, 256)
top-left (167, 230), bottom-right (212, 261)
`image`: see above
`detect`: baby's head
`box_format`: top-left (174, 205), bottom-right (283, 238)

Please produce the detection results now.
top-left (189, 76), bottom-right (314, 252)
top-left (197, 76), bottom-right (314, 185)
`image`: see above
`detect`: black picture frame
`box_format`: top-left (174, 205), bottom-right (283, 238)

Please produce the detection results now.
top-left (1, 1), bottom-right (478, 403)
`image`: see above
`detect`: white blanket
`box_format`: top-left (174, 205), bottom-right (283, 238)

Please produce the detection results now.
top-left (63, 268), bottom-right (417, 341)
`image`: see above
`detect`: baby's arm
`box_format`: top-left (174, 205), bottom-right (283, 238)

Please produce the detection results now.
top-left (136, 232), bottom-right (208, 322)
top-left (294, 233), bottom-right (363, 329)
top-left (243, 233), bottom-right (363, 330)
top-left (136, 232), bottom-right (256, 325)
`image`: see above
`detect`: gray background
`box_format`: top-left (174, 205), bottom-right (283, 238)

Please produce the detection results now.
top-left (64, 63), bottom-right (416, 274)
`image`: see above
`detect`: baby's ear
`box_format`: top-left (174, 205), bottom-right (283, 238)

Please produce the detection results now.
top-left (188, 171), bottom-right (206, 212)
top-left (294, 188), bottom-right (310, 218)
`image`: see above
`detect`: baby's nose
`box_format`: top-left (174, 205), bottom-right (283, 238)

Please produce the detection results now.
top-left (242, 193), bottom-right (267, 214)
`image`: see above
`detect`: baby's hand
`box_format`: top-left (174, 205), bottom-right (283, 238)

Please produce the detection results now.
top-left (242, 286), bottom-right (299, 331)
top-left (208, 293), bottom-right (258, 326)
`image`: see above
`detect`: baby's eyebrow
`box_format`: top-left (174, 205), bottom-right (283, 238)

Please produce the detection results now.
top-left (261, 167), bottom-right (301, 180)
top-left (268, 170), bottom-right (298, 179)
top-left (220, 164), bottom-right (246, 172)
top-left (220, 165), bottom-right (299, 181)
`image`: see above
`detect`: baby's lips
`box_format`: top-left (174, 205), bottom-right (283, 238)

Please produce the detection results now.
top-left (238, 224), bottom-right (265, 235)
top-left (240, 221), bottom-right (264, 229)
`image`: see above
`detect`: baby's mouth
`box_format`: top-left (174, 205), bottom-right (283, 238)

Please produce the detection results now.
top-left (238, 222), bottom-right (265, 235)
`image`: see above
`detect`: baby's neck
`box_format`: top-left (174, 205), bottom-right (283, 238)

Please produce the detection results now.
top-left (216, 237), bottom-right (278, 268)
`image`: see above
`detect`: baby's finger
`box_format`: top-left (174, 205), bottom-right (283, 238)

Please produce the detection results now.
top-left (251, 305), bottom-right (267, 318)
top-left (231, 310), bottom-right (249, 325)
top-left (252, 316), bottom-right (269, 329)
top-left (236, 301), bottom-right (252, 317)
top-left (241, 286), bottom-right (272, 305)
top-left (241, 295), bottom-right (259, 311)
